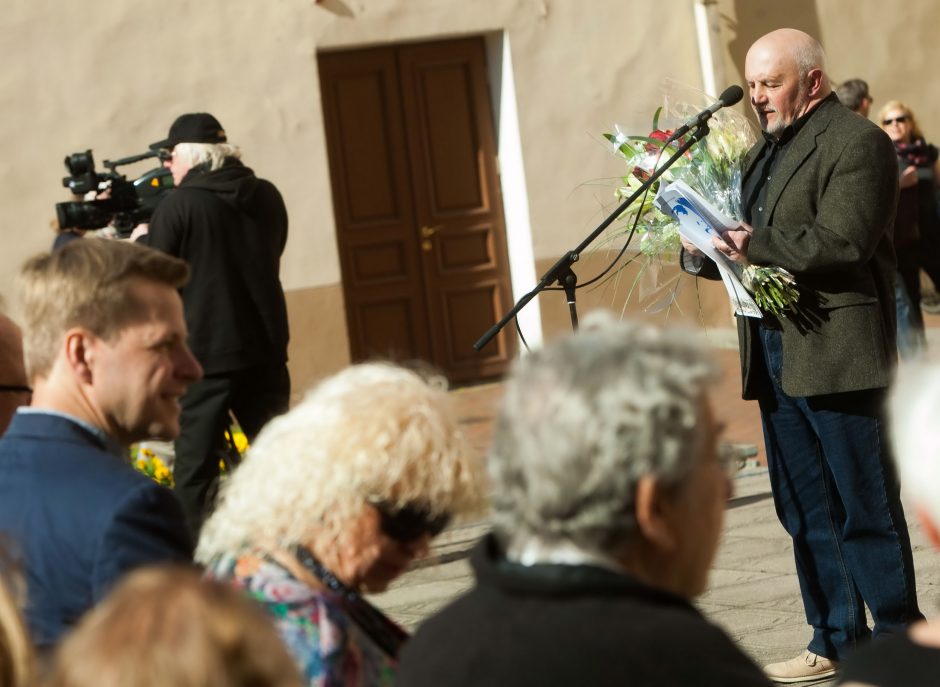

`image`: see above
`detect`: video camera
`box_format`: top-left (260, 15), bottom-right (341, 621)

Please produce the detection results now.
top-left (55, 150), bottom-right (173, 234)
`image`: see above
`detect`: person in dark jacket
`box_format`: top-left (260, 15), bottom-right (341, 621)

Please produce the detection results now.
top-left (397, 313), bottom-right (771, 687)
top-left (139, 113), bottom-right (291, 537)
top-left (0, 240), bottom-right (200, 648)
top-left (878, 99), bottom-right (940, 357)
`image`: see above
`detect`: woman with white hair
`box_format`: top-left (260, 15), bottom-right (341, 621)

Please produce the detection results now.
top-left (197, 362), bottom-right (485, 687)
top-left (397, 313), bottom-right (771, 686)
top-left (837, 362), bottom-right (940, 686)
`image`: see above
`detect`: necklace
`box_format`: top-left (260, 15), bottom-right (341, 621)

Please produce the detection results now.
top-left (291, 544), bottom-right (409, 659)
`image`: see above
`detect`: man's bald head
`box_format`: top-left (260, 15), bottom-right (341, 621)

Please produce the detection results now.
top-left (750, 29), bottom-right (829, 83)
top-left (745, 29), bottom-right (831, 136)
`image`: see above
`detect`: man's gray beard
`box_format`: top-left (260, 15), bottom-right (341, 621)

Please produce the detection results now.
top-left (763, 86), bottom-right (810, 137)
top-left (765, 117), bottom-right (787, 137)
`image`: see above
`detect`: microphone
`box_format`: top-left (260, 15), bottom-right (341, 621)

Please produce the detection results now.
top-left (665, 85), bottom-right (745, 144)
top-left (103, 150), bottom-right (159, 167)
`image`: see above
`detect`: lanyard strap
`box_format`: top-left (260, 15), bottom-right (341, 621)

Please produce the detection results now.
top-left (291, 545), bottom-right (409, 659)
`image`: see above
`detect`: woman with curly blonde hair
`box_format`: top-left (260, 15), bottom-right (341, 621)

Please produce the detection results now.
top-left (197, 362), bottom-right (485, 687)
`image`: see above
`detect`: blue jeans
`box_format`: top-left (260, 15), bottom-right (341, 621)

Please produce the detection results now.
top-left (757, 328), bottom-right (921, 659)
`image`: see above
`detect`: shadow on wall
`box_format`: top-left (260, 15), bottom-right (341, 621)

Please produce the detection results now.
top-left (716, 0), bottom-right (824, 127)
top-left (316, 0), bottom-right (355, 18)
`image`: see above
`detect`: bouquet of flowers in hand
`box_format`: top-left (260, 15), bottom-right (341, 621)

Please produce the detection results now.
top-left (602, 85), bottom-right (799, 317)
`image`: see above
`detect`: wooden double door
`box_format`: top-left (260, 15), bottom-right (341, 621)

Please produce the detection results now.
top-left (318, 37), bottom-right (516, 384)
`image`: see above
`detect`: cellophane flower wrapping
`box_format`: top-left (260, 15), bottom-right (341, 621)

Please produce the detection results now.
top-left (600, 82), bottom-right (800, 318)
top-left (605, 83), bottom-right (757, 258)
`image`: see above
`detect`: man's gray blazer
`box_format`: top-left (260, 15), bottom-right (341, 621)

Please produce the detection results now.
top-left (687, 95), bottom-right (899, 399)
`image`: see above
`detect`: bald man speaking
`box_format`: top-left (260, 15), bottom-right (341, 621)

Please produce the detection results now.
top-left (682, 29), bottom-right (921, 683)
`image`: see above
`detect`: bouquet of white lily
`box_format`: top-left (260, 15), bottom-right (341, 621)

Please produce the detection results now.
top-left (601, 85), bottom-right (800, 317)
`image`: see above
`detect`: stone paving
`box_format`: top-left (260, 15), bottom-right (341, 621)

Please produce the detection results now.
top-left (371, 327), bottom-right (940, 685)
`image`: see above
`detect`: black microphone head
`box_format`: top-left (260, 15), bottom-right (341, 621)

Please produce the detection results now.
top-left (719, 85), bottom-right (745, 107)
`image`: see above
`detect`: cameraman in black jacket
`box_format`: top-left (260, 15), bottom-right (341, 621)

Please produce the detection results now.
top-left (138, 113), bottom-right (290, 537)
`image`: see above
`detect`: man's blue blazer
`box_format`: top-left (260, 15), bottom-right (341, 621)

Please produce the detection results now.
top-left (0, 412), bottom-right (193, 647)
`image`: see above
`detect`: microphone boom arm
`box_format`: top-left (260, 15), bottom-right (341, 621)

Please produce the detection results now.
top-left (473, 122), bottom-right (713, 352)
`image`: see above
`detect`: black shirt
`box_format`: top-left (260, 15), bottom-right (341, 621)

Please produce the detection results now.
top-left (743, 93), bottom-right (840, 227)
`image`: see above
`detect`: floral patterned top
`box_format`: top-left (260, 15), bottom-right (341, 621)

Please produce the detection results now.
top-left (205, 552), bottom-right (398, 687)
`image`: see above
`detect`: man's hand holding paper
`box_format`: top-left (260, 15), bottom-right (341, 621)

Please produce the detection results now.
top-left (713, 222), bottom-right (753, 264)
top-left (655, 180), bottom-right (763, 318)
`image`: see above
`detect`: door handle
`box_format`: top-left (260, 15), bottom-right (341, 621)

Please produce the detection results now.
top-left (421, 224), bottom-right (442, 238)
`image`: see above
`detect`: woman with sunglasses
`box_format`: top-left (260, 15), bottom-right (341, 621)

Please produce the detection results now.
top-left (197, 363), bottom-right (485, 686)
top-left (879, 100), bottom-right (940, 357)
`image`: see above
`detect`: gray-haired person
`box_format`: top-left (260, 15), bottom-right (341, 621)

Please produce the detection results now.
top-left (397, 313), bottom-right (771, 687)
top-left (836, 78), bottom-right (872, 116)
top-left (137, 113), bottom-right (290, 538)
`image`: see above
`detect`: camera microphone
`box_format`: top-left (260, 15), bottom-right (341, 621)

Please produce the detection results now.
top-left (103, 150), bottom-right (159, 170)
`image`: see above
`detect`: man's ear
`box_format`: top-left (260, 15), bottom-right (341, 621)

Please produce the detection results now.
top-left (634, 475), bottom-right (679, 553)
top-left (806, 68), bottom-right (826, 98)
top-left (64, 329), bottom-right (94, 384)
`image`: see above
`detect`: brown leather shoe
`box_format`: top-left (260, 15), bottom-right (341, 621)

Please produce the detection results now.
top-left (763, 650), bottom-right (839, 683)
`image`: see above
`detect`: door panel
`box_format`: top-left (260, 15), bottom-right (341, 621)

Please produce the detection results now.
top-left (349, 242), bottom-right (408, 284)
top-left (319, 48), bottom-right (431, 362)
top-left (436, 225), bottom-right (494, 272)
top-left (440, 282), bottom-right (507, 368)
top-left (320, 37), bottom-right (516, 382)
top-left (417, 63), bottom-right (485, 212)
top-left (357, 298), bottom-right (422, 359)
top-left (333, 73), bottom-right (403, 225)
top-left (399, 38), bottom-right (515, 381)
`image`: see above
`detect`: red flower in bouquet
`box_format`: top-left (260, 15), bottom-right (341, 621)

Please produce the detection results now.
top-left (631, 129), bottom-right (669, 181)
top-left (628, 129), bottom-right (694, 182)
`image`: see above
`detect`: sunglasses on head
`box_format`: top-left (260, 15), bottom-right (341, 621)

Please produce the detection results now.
top-left (371, 500), bottom-right (450, 542)
top-left (883, 115), bottom-right (909, 126)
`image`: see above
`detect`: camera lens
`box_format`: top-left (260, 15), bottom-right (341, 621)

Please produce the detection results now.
top-left (64, 150), bottom-right (94, 176)
top-left (55, 201), bottom-right (110, 230)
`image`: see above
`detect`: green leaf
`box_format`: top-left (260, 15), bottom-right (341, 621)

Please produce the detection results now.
top-left (652, 106), bottom-right (663, 132)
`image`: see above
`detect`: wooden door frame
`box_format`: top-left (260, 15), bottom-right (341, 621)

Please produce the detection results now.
top-left (479, 33), bottom-right (542, 349)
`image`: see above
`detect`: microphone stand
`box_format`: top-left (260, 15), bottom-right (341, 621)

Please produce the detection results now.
top-left (474, 122), bottom-right (712, 351)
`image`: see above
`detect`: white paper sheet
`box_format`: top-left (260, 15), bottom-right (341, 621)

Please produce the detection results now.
top-left (654, 180), bottom-right (763, 319)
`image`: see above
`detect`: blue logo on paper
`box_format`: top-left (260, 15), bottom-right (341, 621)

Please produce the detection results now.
top-left (672, 198), bottom-right (713, 234)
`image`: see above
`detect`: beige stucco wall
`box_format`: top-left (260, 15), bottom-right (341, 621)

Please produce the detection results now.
top-left (3, 0), bottom-right (939, 389)
top-left (710, 0), bottom-right (940, 134)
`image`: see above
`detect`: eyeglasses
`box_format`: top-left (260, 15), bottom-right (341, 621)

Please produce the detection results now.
top-left (883, 115), bottom-right (909, 126)
top-left (156, 148), bottom-right (174, 163)
top-left (371, 500), bottom-right (451, 542)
